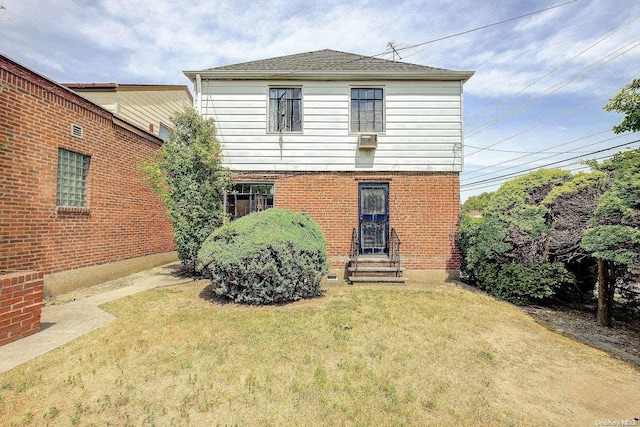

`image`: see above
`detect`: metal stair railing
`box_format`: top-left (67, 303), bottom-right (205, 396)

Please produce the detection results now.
top-left (349, 227), bottom-right (359, 277)
top-left (389, 228), bottom-right (402, 277)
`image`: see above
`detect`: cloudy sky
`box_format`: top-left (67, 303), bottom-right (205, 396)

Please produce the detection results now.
top-left (1, 0), bottom-right (639, 200)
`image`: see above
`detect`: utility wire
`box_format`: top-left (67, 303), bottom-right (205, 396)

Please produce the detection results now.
top-left (465, 13), bottom-right (640, 127)
top-left (465, 89), bottom-right (618, 157)
top-left (399, 0), bottom-right (579, 59)
top-left (465, 36), bottom-right (640, 141)
top-left (462, 133), bottom-right (626, 183)
top-left (462, 138), bottom-right (640, 189)
top-left (462, 129), bottom-right (612, 180)
top-left (462, 146), bottom-right (640, 193)
top-left (563, 147), bottom-right (639, 172)
top-left (464, 139), bottom-right (639, 189)
top-left (353, 1), bottom-right (578, 63)
top-left (462, 37), bottom-right (639, 179)
top-left (464, 144), bottom-right (604, 155)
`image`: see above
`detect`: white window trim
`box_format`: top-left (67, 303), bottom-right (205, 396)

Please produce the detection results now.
top-left (349, 85), bottom-right (386, 135)
top-left (266, 86), bottom-right (304, 134)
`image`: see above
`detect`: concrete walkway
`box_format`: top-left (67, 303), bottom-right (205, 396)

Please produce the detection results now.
top-left (0, 263), bottom-right (192, 374)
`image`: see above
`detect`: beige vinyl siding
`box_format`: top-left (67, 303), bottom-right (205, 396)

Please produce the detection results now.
top-left (73, 88), bottom-right (192, 138)
top-left (117, 89), bottom-right (191, 136)
top-left (200, 80), bottom-right (463, 172)
top-left (75, 92), bottom-right (117, 114)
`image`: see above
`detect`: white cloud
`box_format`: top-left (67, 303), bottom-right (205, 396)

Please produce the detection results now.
top-left (23, 52), bottom-right (65, 73)
top-left (2, 0), bottom-right (640, 203)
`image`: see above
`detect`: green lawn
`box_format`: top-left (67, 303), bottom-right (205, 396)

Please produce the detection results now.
top-left (0, 280), bottom-right (637, 426)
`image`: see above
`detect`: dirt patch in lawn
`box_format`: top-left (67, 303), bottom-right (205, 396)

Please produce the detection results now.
top-left (521, 303), bottom-right (640, 366)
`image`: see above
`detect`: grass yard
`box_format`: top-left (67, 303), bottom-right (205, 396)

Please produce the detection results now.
top-left (0, 279), bottom-right (638, 426)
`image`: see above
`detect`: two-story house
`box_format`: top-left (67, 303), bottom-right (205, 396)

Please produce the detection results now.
top-left (183, 49), bottom-right (473, 281)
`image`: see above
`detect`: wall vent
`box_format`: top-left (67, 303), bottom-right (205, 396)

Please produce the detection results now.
top-left (71, 124), bottom-right (84, 139)
top-left (357, 134), bottom-right (377, 149)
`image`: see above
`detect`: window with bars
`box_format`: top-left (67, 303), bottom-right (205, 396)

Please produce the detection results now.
top-left (56, 149), bottom-right (90, 207)
top-left (226, 183), bottom-right (274, 220)
top-left (269, 88), bottom-right (302, 132)
top-left (351, 88), bottom-right (384, 133)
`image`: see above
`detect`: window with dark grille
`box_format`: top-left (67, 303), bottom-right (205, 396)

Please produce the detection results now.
top-left (269, 88), bottom-right (302, 132)
top-left (226, 183), bottom-right (274, 220)
top-left (56, 149), bottom-right (90, 207)
top-left (351, 88), bottom-right (384, 132)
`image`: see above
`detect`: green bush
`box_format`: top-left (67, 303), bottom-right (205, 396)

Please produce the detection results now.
top-left (140, 107), bottom-right (232, 270)
top-left (459, 169), bottom-right (601, 305)
top-left (197, 209), bottom-right (329, 305)
top-left (474, 262), bottom-right (574, 306)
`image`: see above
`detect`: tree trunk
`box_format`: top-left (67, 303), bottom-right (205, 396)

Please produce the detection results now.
top-left (596, 258), bottom-right (614, 327)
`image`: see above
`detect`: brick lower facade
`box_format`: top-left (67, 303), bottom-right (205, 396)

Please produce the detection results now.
top-left (233, 171), bottom-right (460, 271)
top-left (0, 55), bottom-right (175, 280)
top-left (0, 271), bottom-right (43, 346)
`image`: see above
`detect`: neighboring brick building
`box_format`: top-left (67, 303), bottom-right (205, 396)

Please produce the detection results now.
top-left (184, 50), bottom-right (473, 281)
top-left (0, 53), bottom-right (176, 296)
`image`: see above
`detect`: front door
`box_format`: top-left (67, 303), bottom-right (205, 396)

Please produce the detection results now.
top-left (359, 183), bottom-right (389, 255)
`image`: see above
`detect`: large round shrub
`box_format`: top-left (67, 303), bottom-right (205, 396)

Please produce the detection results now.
top-left (197, 208), bottom-right (329, 305)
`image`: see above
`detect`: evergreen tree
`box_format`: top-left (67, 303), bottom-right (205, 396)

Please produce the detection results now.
top-left (141, 107), bottom-right (232, 270)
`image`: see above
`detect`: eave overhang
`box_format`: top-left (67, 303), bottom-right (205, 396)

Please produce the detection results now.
top-left (183, 69), bottom-right (475, 83)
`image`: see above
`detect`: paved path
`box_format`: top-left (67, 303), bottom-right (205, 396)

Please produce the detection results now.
top-left (0, 263), bottom-right (192, 374)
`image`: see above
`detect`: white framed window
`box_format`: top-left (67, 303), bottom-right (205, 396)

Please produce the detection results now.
top-left (351, 88), bottom-right (384, 133)
top-left (226, 182), bottom-right (274, 220)
top-left (56, 148), bottom-right (90, 207)
top-left (268, 88), bottom-right (302, 132)
top-left (159, 123), bottom-right (171, 141)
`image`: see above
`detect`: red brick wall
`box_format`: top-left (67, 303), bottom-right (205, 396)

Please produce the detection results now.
top-left (0, 271), bottom-right (43, 346)
top-left (233, 171), bottom-right (460, 270)
top-left (0, 56), bottom-right (175, 275)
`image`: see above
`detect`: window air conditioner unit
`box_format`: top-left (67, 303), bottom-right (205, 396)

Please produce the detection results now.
top-left (357, 134), bottom-right (378, 149)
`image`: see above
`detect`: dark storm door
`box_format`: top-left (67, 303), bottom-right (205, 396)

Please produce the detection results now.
top-left (359, 183), bottom-right (389, 255)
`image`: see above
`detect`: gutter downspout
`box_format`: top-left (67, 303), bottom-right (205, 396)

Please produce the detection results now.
top-left (195, 74), bottom-right (202, 111)
top-left (459, 80), bottom-right (464, 172)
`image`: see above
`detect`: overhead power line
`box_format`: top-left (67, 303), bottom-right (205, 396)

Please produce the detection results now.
top-left (398, 0), bottom-right (579, 59)
top-left (462, 133), bottom-right (627, 183)
top-left (465, 89), bottom-right (618, 158)
top-left (462, 146), bottom-right (640, 193)
top-left (461, 138), bottom-right (640, 190)
top-left (465, 36), bottom-right (640, 141)
top-left (461, 130), bottom-right (612, 180)
top-left (465, 13), bottom-right (640, 128)
top-left (360, 1), bottom-right (578, 62)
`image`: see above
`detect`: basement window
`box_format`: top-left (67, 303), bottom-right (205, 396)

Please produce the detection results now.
top-left (226, 183), bottom-right (274, 220)
top-left (56, 149), bottom-right (90, 207)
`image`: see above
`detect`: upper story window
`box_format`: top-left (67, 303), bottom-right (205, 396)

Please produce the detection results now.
top-left (159, 123), bottom-right (171, 141)
top-left (351, 88), bottom-right (384, 133)
top-left (56, 148), bottom-right (90, 207)
top-left (269, 88), bottom-right (302, 132)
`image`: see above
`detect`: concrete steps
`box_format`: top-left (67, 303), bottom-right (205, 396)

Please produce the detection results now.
top-left (348, 276), bottom-right (406, 284)
top-left (346, 255), bottom-right (405, 284)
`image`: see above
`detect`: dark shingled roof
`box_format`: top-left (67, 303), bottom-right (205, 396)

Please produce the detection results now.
top-left (205, 49), bottom-right (452, 73)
